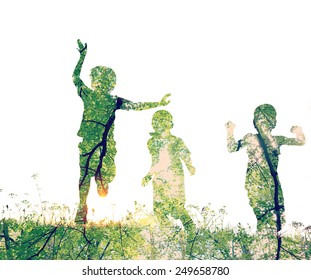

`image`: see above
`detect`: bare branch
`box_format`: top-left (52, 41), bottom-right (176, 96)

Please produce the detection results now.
top-left (99, 240), bottom-right (111, 260)
top-left (27, 226), bottom-right (58, 259)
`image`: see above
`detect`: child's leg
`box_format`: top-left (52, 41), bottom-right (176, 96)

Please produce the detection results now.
top-left (95, 169), bottom-right (109, 197)
top-left (153, 201), bottom-right (170, 227)
top-left (95, 152), bottom-right (116, 197)
top-left (75, 175), bottom-right (91, 224)
top-left (245, 162), bottom-right (286, 231)
top-left (75, 139), bottom-right (98, 224)
top-left (170, 202), bottom-right (195, 258)
top-left (172, 203), bottom-right (195, 239)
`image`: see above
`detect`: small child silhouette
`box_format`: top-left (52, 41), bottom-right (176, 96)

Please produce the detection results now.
top-left (225, 104), bottom-right (305, 232)
top-left (73, 40), bottom-right (171, 224)
top-left (142, 110), bottom-right (196, 254)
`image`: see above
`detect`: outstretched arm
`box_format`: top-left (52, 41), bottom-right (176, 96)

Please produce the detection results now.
top-left (225, 121), bottom-right (243, 152)
top-left (278, 126), bottom-right (306, 146)
top-left (72, 39), bottom-right (89, 96)
top-left (121, 93), bottom-right (171, 111)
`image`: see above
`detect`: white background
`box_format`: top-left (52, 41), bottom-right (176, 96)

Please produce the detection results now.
top-left (1, 260), bottom-right (311, 279)
top-left (0, 0), bottom-right (311, 229)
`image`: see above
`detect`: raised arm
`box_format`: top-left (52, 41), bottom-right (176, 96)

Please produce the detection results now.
top-left (225, 121), bottom-right (243, 153)
top-left (277, 126), bottom-right (306, 146)
top-left (121, 93), bottom-right (171, 111)
top-left (72, 39), bottom-right (89, 96)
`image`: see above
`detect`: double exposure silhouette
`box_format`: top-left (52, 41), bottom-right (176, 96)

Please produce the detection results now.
top-left (142, 110), bottom-right (196, 255)
top-left (73, 40), bottom-right (170, 224)
top-left (226, 104), bottom-right (305, 258)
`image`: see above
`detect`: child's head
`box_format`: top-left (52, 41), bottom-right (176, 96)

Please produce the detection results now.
top-left (253, 104), bottom-right (277, 132)
top-left (152, 110), bottom-right (174, 133)
top-left (90, 66), bottom-right (116, 93)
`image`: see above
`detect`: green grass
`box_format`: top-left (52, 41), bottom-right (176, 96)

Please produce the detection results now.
top-left (1, 201), bottom-right (310, 260)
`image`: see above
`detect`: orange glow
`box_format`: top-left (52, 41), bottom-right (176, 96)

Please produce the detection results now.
top-left (97, 187), bottom-right (108, 198)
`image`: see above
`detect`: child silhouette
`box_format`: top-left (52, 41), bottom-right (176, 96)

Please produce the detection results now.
top-left (73, 40), bottom-right (170, 224)
top-left (142, 110), bottom-right (196, 255)
top-left (225, 104), bottom-right (305, 232)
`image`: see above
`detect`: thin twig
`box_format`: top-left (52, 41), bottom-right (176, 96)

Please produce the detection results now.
top-left (99, 240), bottom-right (111, 260)
top-left (281, 246), bottom-right (301, 260)
top-left (27, 226), bottom-right (58, 259)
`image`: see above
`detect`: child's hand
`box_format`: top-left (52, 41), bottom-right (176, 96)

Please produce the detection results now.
top-left (160, 93), bottom-right (171, 106)
top-left (77, 39), bottom-right (87, 54)
top-left (141, 173), bottom-right (152, 187)
top-left (188, 165), bottom-right (196, 176)
top-left (225, 121), bottom-right (236, 131)
top-left (291, 126), bottom-right (302, 134)
top-left (290, 126), bottom-right (304, 138)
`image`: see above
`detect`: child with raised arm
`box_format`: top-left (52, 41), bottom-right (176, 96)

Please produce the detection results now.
top-left (225, 104), bottom-right (305, 234)
top-left (73, 40), bottom-right (171, 224)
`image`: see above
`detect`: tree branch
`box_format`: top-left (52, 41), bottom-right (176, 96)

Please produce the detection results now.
top-left (28, 226), bottom-right (58, 259)
top-left (99, 240), bottom-right (111, 260)
top-left (281, 245), bottom-right (301, 260)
